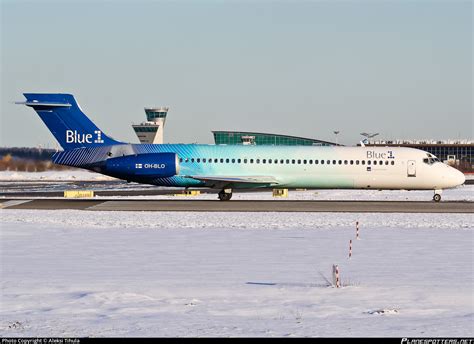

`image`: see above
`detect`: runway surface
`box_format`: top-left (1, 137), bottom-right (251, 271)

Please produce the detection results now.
top-left (1, 179), bottom-right (472, 198)
top-left (1, 198), bottom-right (472, 213)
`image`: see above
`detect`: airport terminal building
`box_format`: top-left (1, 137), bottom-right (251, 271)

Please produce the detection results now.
top-left (212, 131), bottom-right (339, 146)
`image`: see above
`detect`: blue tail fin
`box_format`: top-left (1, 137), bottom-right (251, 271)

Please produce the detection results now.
top-left (21, 93), bottom-right (122, 150)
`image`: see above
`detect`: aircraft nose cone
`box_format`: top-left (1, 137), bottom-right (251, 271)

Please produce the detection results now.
top-left (452, 168), bottom-right (465, 186)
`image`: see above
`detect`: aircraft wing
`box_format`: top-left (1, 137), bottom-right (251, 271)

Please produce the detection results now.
top-left (184, 175), bottom-right (279, 189)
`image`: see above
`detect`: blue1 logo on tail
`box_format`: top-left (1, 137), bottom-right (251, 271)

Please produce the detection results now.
top-left (66, 130), bottom-right (104, 144)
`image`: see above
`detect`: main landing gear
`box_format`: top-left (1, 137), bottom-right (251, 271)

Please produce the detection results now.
top-left (433, 189), bottom-right (442, 202)
top-left (218, 189), bottom-right (233, 201)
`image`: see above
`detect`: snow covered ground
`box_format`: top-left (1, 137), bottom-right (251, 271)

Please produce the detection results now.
top-left (0, 170), bottom-right (116, 182)
top-left (1, 210), bottom-right (473, 337)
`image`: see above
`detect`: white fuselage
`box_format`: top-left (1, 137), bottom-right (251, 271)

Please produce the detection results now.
top-left (148, 144), bottom-right (466, 190)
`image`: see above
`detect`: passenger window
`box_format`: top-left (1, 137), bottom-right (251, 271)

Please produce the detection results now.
top-left (191, 158), bottom-right (195, 163)
top-left (250, 159), bottom-right (254, 163)
top-left (320, 160), bottom-right (324, 165)
top-left (256, 159), bottom-right (260, 163)
top-left (333, 160), bottom-right (336, 165)
top-left (292, 159), bottom-right (296, 164)
top-left (197, 158), bottom-right (200, 163)
top-left (220, 158), bottom-right (224, 163)
top-left (355, 160), bottom-right (359, 165)
top-left (203, 158), bottom-right (206, 163)
top-left (361, 160), bottom-right (365, 165)
top-left (244, 159), bottom-right (247, 163)
top-left (225, 158), bottom-right (229, 163)
top-left (298, 160), bottom-right (301, 164)
top-left (208, 159), bottom-right (212, 163)
top-left (391, 161), bottom-right (395, 165)
top-left (315, 160), bottom-right (319, 164)
top-left (268, 159), bottom-right (272, 163)
top-left (303, 160), bottom-right (307, 164)
top-left (286, 159), bottom-right (290, 164)
top-left (214, 159), bottom-right (218, 163)
top-left (380, 160), bottom-right (383, 165)
top-left (367, 161), bottom-right (371, 165)
top-left (309, 160), bottom-right (313, 164)
top-left (373, 161), bottom-right (377, 165)
top-left (179, 158), bottom-right (183, 163)
top-left (280, 159), bottom-right (284, 164)
top-left (385, 161), bottom-right (389, 165)
top-left (237, 159), bottom-right (241, 163)
top-left (231, 159), bottom-right (235, 163)
top-left (263, 159), bottom-right (266, 164)
top-left (344, 160), bottom-right (348, 165)
top-left (327, 160), bottom-right (331, 164)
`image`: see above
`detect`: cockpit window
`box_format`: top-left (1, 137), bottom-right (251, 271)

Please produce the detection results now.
top-left (423, 157), bottom-right (440, 165)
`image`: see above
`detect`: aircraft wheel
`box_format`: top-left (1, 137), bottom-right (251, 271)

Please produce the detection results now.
top-left (218, 190), bottom-right (232, 201)
top-left (433, 194), bottom-right (441, 202)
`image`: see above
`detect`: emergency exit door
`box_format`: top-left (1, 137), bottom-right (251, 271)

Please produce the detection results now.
top-left (407, 160), bottom-right (416, 177)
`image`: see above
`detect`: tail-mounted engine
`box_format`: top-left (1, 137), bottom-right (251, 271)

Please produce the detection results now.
top-left (104, 152), bottom-right (179, 178)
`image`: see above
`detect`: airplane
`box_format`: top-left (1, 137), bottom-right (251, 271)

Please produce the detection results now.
top-left (17, 93), bottom-right (465, 202)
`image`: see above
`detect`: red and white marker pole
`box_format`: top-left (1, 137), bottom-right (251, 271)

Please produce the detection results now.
top-left (332, 264), bottom-right (340, 288)
top-left (349, 239), bottom-right (352, 259)
top-left (356, 221), bottom-right (360, 240)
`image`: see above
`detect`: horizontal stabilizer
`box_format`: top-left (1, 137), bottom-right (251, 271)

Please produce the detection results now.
top-left (16, 101), bottom-right (72, 108)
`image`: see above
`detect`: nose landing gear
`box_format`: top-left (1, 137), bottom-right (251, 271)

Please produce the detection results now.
top-left (218, 189), bottom-right (233, 201)
top-left (433, 189), bottom-right (442, 202)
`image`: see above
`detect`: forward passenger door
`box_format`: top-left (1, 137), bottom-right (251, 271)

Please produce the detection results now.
top-left (407, 160), bottom-right (416, 177)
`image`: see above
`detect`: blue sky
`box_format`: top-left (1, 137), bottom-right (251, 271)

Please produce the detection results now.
top-left (1, 1), bottom-right (472, 147)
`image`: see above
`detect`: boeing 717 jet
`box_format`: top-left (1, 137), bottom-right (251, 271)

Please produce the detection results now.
top-left (17, 94), bottom-right (465, 201)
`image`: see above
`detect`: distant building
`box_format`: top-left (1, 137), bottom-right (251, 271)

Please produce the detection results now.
top-left (365, 139), bottom-right (473, 172)
top-left (132, 107), bottom-right (169, 144)
top-left (212, 131), bottom-right (339, 146)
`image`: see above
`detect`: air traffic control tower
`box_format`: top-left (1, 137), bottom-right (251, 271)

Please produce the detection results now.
top-left (132, 107), bottom-right (169, 144)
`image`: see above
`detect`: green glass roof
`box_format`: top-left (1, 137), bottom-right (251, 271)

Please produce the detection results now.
top-left (212, 131), bottom-right (339, 146)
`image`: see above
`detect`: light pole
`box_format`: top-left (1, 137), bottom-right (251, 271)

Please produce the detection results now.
top-left (333, 131), bottom-right (340, 145)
